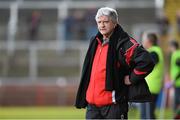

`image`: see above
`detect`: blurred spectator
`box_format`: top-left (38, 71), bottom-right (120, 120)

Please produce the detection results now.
top-left (176, 10), bottom-right (180, 35)
top-left (64, 10), bottom-right (86, 41)
top-left (85, 9), bottom-right (97, 40)
top-left (140, 32), bottom-right (164, 119)
top-left (169, 40), bottom-right (180, 111)
top-left (64, 12), bottom-right (76, 40)
top-left (157, 15), bottom-right (170, 36)
top-left (27, 11), bottom-right (41, 41)
top-left (73, 10), bottom-right (86, 40)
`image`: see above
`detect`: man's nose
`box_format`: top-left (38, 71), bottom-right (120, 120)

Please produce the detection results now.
top-left (100, 23), bottom-right (105, 28)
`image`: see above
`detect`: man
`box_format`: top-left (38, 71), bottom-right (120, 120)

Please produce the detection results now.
top-left (169, 40), bottom-right (180, 111)
top-left (27, 11), bottom-right (41, 41)
top-left (141, 33), bottom-right (164, 119)
top-left (75, 7), bottom-right (154, 119)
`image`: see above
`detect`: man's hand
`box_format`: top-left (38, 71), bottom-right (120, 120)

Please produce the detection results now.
top-left (124, 75), bottom-right (132, 85)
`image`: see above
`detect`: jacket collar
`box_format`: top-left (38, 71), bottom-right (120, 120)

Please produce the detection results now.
top-left (95, 24), bottom-right (129, 46)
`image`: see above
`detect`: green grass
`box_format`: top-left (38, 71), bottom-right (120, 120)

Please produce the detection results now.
top-left (0, 106), bottom-right (85, 119)
top-left (0, 106), bottom-right (174, 119)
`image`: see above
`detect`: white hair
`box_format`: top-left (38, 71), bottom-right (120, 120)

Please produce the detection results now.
top-left (95, 7), bottom-right (118, 23)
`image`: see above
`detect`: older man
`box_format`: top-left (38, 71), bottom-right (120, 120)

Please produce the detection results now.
top-left (75, 7), bottom-right (154, 119)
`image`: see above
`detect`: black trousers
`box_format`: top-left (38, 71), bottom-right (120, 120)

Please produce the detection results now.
top-left (86, 103), bottom-right (128, 119)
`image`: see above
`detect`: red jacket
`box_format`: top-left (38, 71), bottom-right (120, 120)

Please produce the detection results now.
top-left (86, 38), bottom-right (115, 106)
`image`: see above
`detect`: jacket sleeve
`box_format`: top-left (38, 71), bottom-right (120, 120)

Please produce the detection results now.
top-left (129, 45), bottom-right (155, 84)
top-left (150, 52), bottom-right (159, 64)
top-left (124, 38), bottom-right (155, 84)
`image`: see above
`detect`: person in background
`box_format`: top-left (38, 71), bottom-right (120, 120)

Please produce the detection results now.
top-left (85, 9), bottom-right (97, 40)
top-left (27, 11), bottom-right (41, 41)
top-left (64, 13), bottom-right (76, 40)
top-left (169, 40), bottom-right (180, 112)
top-left (141, 32), bottom-right (164, 119)
top-left (73, 11), bottom-right (86, 40)
top-left (75, 7), bottom-right (154, 119)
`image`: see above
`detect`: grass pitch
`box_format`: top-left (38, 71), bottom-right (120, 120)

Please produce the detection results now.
top-left (0, 106), bottom-right (174, 119)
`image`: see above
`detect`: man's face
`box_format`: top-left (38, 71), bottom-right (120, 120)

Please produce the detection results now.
top-left (142, 38), bottom-right (152, 49)
top-left (96, 15), bottom-right (116, 38)
top-left (142, 34), bottom-right (151, 49)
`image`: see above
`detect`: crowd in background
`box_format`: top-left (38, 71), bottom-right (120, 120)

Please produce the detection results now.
top-left (26, 9), bottom-right (180, 42)
top-left (63, 9), bottom-right (97, 41)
